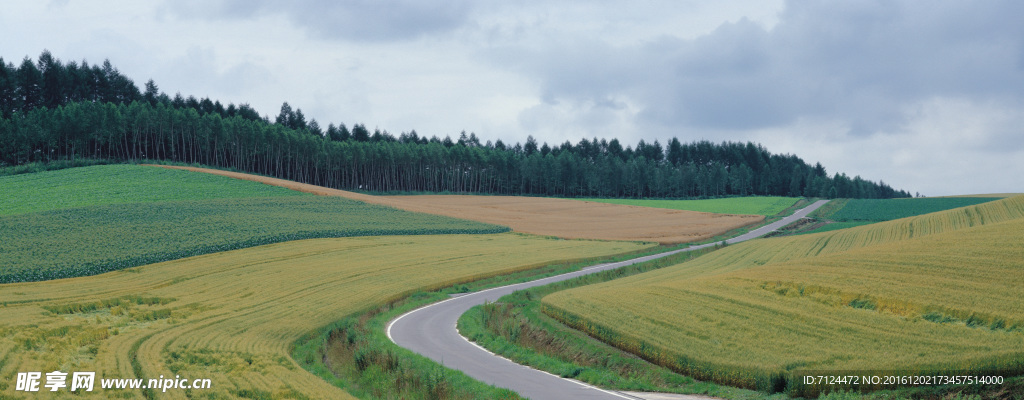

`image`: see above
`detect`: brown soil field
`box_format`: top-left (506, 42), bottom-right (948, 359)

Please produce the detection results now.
top-left (151, 165), bottom-right (763, 244)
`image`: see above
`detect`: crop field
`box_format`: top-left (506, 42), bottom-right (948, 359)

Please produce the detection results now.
top-left (0, 165), bottom-right (511, 283)
top-left (798, 197), bottom-right (1005, 236)
top-left (817, 197), bottom-right (1002, 222)
top-left (0, 234), bottom-right (651, 399)
top-left (0, 196), bottom-right (508, 283)
top-left (940, 193), bottom-right (1023, 198)
top-left (374, 195), bottom-right (765, 244)
top-left (542, 196), bottom-right (1024, 394)
top-left (159, 165), bottom-right (765, 244)
top-left (577, 196), bottom-right (799, 216)
top-left (0, 164), bottom-right (305, 216)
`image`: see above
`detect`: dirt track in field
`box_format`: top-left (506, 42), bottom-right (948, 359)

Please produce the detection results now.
top-left (152, 165), bottom-right (763, 244)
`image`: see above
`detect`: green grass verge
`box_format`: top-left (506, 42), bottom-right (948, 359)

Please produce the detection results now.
top-left (577, 197), bottom-right (799, 216)
top-left (0, 196), bottom-right (507, 283)
top-left (293, 291), bottom-right (524, 400)
top-left (0, 164), bottom-right (305, 216)
top-left (456, 247), bottom-right (774, 400)
top-left (293, 245), bottom-right (683, 400)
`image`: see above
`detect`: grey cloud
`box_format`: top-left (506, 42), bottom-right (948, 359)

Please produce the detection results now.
top-left (496, 1), bottom-right (1024, 137)
top-left (157, 47), bottom-right (274, 99)
top-left (164, 0), bottom-right (473, 42)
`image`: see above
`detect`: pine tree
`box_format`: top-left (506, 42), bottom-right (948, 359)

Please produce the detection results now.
top-left (351, 124), bottom-right (370, 142)
top-left (276, 102), bottom-right (296, 128)
top-left (38, 50), bottom-right (64, 110)
top-left (143, 80), bottom-right (160, 106)
top-left (524, 135), bottom-right (538, 155)
top-left (308, 119), bottom-right (322, 136)
top-left (16, 57), bottom-right (42, 111)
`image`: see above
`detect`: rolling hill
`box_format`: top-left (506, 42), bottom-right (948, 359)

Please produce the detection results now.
top-left (542, 196), bottom-right (1024, 395)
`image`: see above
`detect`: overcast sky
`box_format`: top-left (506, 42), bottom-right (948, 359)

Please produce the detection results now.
top-left (3, 0), bottom-right (1023, 196)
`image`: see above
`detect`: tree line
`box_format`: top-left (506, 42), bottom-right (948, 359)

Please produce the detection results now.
top-left (0, 51), bottom-right (909, 199)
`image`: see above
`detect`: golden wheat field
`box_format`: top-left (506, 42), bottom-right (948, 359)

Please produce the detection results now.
top-left (156, 165), bottom-right (764, 244)
top-left (543, 196), bottom-right (1024, 391)
top-left (0, 233), bottom-right (650, 399)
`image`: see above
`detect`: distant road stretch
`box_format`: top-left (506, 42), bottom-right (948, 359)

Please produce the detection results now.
top-left (387, 200), bottom-right (830, 400)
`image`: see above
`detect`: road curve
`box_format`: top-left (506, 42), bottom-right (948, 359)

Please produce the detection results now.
top-left (387, 200), bottom-right (829, 400)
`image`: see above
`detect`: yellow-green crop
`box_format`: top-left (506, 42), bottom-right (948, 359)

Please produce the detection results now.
top-left (543, 196), bottom-right (1024, 394)
top-left (0, 233), bottom-right (651, 399)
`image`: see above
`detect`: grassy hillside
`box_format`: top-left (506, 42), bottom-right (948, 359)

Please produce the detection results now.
top-left (0, 234), bottom-right (651, 399)
top-left (577, 196), bottom-right (799, 216)
top-left (0, 164), bottom-right (304, 216)
top-left (816, 197), bottom-right (1002, 222)
top-left (542, 196), bottom-right (1024, 395)
top-left (796, 197), bottom-right (1003, 235)
top-left (0, 166), bottom-right (508, 283)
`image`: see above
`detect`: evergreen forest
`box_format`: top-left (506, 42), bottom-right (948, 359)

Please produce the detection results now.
top-left (0, 51), bottom-right (910, 199)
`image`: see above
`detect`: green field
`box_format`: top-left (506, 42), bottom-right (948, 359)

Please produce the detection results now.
top-left (0, 166), bottom-right (507, 283)
top-left (799, 197), bottom-right (1003, 235)
top-left (543, 196), bottom-right (1024, 395)
top-left (577, 196), bottom-right (799, 216)
top-left (798, 220), bottom-right (875, 234)
top-left (816, 197), bottom-right (1002, 222)
top-left (0, 164), bottom-right (306, 216)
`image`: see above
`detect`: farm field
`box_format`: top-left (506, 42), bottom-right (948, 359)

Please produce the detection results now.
top-left (160, 165), bottom-right (766, 244)
top-left (0, 164), bottom-right (305, 217)
top-left (797, 197), bottom-right (1003, 235)
top-left (0, 233), bottom-right (651, 399)
top-left (817, 197), bottom-right (1002, 222)
top-left (577, 196), bottom-right (799, 216)
top-left (0, 196), bottom-right (508, 283)
top-left (542, 196), bottom-right (1024, 394)
top-left (374, 195), bottom-right (764, 244)
top-left (940, 193), bottom-right (1023, 198)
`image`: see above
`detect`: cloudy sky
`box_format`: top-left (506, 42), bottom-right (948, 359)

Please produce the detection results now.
top-left (3, 0), bottom-right (1023, 196)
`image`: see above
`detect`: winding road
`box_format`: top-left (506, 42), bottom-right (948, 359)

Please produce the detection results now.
top-left (387, 200), bottom-right (829, 400)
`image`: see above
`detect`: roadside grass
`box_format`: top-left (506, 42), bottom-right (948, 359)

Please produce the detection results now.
top-left (542, 196), bottom-right (1024, 396)
top-left (457, 246), bottom-right (772, 399)
top-left (577, 196), bottom-right (799, 216)
top-left (297, 241), bottom-right (705, 400)
top-left (296, 291), bottom-right (524, 400)
top-left (0, 163), bottom-right (305, 216)
top-left (806, 198), bottom-right (848, 221)
top-left (0, 234), bottom-right (650, 399)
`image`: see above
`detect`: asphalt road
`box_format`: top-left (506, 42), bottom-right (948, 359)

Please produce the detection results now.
top-left (387, 200), bottom-right (829, 400)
